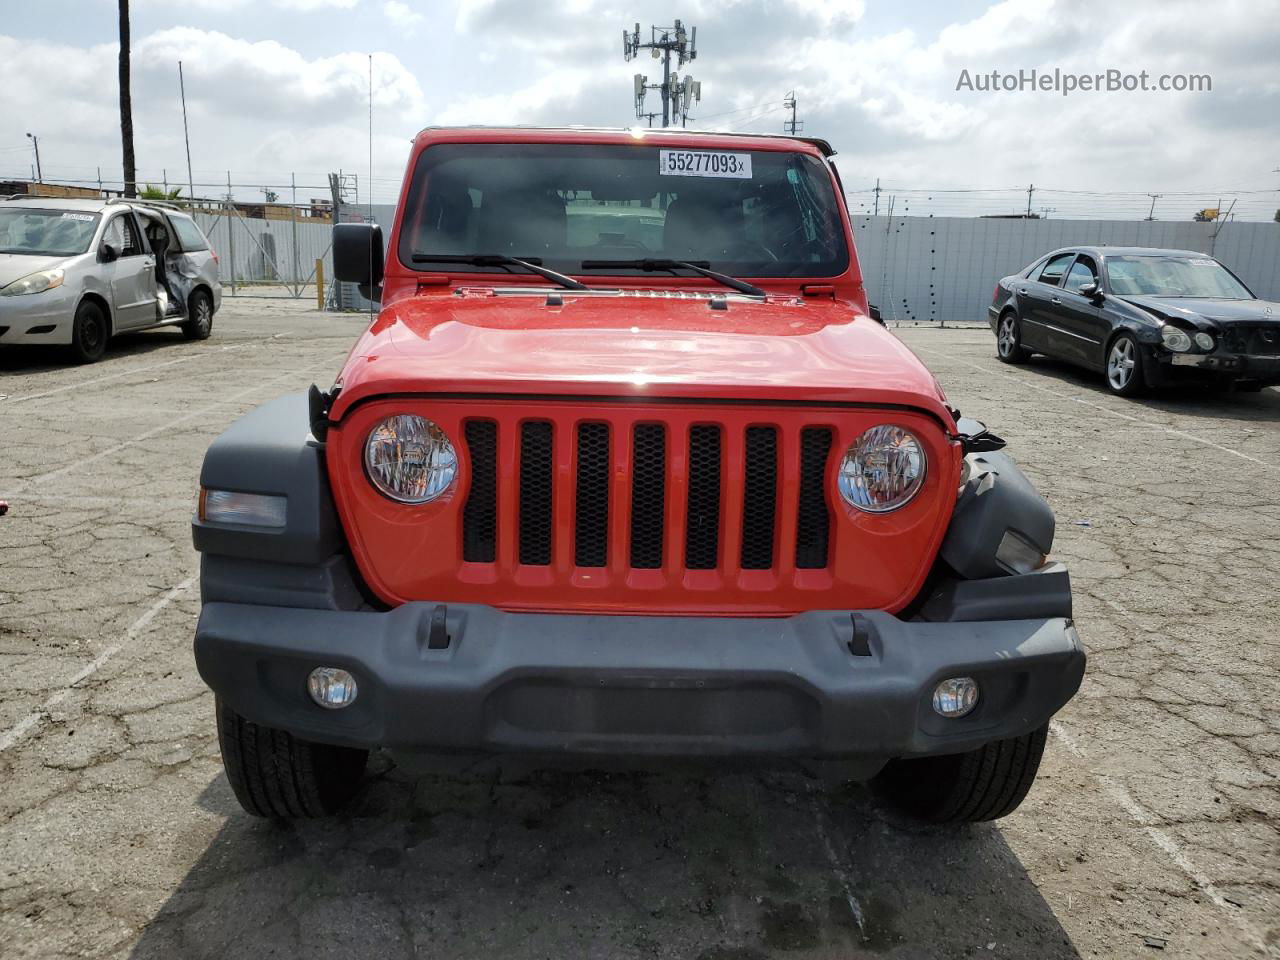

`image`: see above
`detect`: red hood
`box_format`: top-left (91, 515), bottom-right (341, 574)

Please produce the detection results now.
top-left (328, 290), bottom-right (953, 423)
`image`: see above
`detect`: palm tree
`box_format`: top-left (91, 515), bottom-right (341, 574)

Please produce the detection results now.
top-left (119, 0), bottom-right (136, 198)
top-left (140, 185), bottom-right (184, 201)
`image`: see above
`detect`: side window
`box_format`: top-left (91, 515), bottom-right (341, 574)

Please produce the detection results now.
top-left (1037, 253), bottom-right (1076, 286)
top-left (171, 216), bottom-right (210, 251)
top-left (102, 214), bottom-right (143, 257)
top-left (1064, 256), bottom-right (1098, 294)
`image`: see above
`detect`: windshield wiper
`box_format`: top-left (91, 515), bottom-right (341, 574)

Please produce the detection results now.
top-left (410, 253), bottom-right (588, 291)
top-left (579, 258), bottom-right (766, 298)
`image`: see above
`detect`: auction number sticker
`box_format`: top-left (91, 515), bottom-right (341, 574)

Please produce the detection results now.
top-left (60, 213), bottom-right (95, 222)
top-left (659, 149), bottom-right (752, 179)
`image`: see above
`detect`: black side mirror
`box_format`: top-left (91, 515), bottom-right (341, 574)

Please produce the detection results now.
top-left (100, 242), bottom-right (120, 263)
top-left (868, 303), bottom-right (884, 325)
top-left (333, 223), bottom-right (384, 301)
top-left (1078, 281), bottom-right (1102, 300)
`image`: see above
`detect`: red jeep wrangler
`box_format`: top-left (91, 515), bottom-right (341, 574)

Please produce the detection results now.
top-left (193, 127), bottom-right (1084, 823)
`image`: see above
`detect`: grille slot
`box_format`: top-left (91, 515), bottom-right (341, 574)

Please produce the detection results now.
top-left (574, 422), bottom-right (610, 567)
top-left (518, 421), bottom-right (553, 565)
top-left (629, 424), bottom-right (666, 568)
top-left (796, 427), bottom-right (833, 569)
top-left (685, 425), bottom-right (722, 570)
top-left (461, 420), bottom-right (497, 563)
top-left (740, 426), bottom-right (778, 569)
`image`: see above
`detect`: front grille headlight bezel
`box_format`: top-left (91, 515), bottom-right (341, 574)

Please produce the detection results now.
top-left (837, 424), bottom-right (928, 513)
top-left (364, 414), bottom-right (458, 504)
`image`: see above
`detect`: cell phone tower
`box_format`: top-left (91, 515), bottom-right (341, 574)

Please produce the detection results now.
top-left (623, 20), bottom-right (701, 128)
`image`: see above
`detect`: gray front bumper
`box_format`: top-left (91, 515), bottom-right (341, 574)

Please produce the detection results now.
top-left (195, 602), bottom-right (1084, 762)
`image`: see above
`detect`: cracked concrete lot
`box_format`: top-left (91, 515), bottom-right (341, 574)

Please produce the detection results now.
top-left (1, 298), bottom-right (1277, 959)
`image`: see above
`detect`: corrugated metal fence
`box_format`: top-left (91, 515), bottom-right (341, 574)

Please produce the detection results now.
top-left (205, 201), bottom-right (1280, 322)
top-left (853, 215), bottom-right (1280, 326)
top-left (190, 206), bottom-right (335, 297)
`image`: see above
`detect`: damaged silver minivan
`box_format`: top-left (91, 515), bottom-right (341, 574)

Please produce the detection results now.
top-left (0, 196), bottom-right (222, 363)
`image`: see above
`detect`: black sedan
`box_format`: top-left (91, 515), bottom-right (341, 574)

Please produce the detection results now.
top-left (987, 246), bottom-right (1280, 396)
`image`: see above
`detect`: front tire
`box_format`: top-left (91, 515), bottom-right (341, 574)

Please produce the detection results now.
top-left (182, 289), bottom-right (214, 340)
top-left (216, 699), bottom-right (368, 818)
top-left (996, 312), bottom-right (1030, 364)
top-left (69, 300), bottom-right (109, 364)
top-left (872, 725), bottom-right (1048, 824)
top-left (1105, 332), bottom-right (1146, 396)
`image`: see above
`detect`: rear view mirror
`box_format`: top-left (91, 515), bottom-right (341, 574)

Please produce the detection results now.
top-left (1078, 281), bottom-right (1101, 299)
top-left (100, 242), bottom-right (120, 263)
top-left (333, 223), bottom-right (385, 301)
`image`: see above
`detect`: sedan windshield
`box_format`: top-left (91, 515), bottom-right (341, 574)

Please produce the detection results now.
top-left (0, 208), bottom-right (100, 256)
top-left (1105, 255), bottom-right (1253, 299)
top-left (397, 142), bottom-right (849, 279)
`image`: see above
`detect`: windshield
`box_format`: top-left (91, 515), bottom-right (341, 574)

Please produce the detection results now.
top-left (398, 142), bottom-right (849, 279)
top-left (1105, 255), bottom-right (1253, 299)
top-left (0, 208), bottom-right (101, 256)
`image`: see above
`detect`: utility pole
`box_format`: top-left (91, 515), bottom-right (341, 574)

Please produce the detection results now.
top-left (1025, 183), bottom-right (1034, 217)
top-left (179, 60), bottom-right (195, 202)
top-left (783, 91), bottom-right (803, 136)
top-left (25, 133), bottom-right (41, 182)
top-left (118, 0), bottom-right (136, 197)
top-left (623, 21), bottom-right (699, 127)
top-left (873, 178), bottom-right (881, 216)
top-left (1145, 193), bottom-right (1161, 220)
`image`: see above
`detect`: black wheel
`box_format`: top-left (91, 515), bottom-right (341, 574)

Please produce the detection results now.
top-left (215, 699), bottom-right (368, 818)
top-left (872, 725), bottom-right (1048, 824)
top-left (995, 312), bottom-right (1030, 364)
top-left (1104, 331), bottom-right (1146, 397)
top-left (182, 289), bottom-right (214, 340)
top-left (69, 300), bottom-right (108, 364)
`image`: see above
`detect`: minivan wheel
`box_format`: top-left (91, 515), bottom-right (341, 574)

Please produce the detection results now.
top-left (996, 312), bottom-right (1030, 364)
top-left (1105, 332), bottom-right (1146, 397)
top-left (215, 699), bottom-right (368, 818)
top-left (872, 725), bottom-right (1048, 824)
top-left (69, 300), bottom-right (109, 364)
top-left (182, 289), bottom-right (213, 340)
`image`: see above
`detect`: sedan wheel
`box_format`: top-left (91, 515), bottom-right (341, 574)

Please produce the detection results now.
top-left (996, 313), bottom-right (1029, 364)
top-left (1105, 334), bottom-right (1145, 396)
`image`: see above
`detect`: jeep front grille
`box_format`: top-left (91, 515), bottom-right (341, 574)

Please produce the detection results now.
top-left (461, 415), bottom-right (834, 576)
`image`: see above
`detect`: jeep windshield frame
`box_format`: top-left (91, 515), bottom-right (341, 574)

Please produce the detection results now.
top-left (396, 142), bottom-right (850, 280)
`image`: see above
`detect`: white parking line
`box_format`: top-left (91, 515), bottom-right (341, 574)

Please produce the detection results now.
top-left (807, 790), bottom-right (867, 938)
top-left (1049, 721), bottom-right (1267, 952)
top-left (0, 575), bottom-right (197, 754)
top-left (10, 354), bottom-right (344, 491)
top-left (915, 347), bottom-right (1278, 472)
top-left (0, 336), bottom-right (300, 406)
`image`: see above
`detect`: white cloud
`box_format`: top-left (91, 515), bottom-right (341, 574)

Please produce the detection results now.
top-left (1, 1), bottom-right (1277, 213)
top-left (383, 1), bottom-right (425, 30)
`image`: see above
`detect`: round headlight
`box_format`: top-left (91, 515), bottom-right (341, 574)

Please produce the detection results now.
top-left (1193, 331), bottom-right (1214, 351)
top-left (1161, 327), bottom-right (1192, 352)
top-left (364, 415), bottom-right (457, 503)
top-left (838, 425), bottom-right (927, 513)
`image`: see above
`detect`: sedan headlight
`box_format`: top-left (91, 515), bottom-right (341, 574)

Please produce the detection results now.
top-left (1193, 332), bottom-right (1214, 351)
top-left (837, 425), bottom-right (926, 513)
top-left (1161, 326), bottom-right (1192, 352)
top-left (364, 415), bottom-right (457, 503)
top-left (0, 268), bottom-right (64, 296)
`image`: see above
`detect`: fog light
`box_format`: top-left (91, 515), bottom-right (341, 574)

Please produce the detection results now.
top-left (308, 667), bottom-right (358, 709)
top-left (933, 677), bottom-right (979, 718)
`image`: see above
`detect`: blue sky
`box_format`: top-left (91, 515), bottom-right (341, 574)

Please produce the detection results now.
top-left (1, 0), bottom-right (1276, 218)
